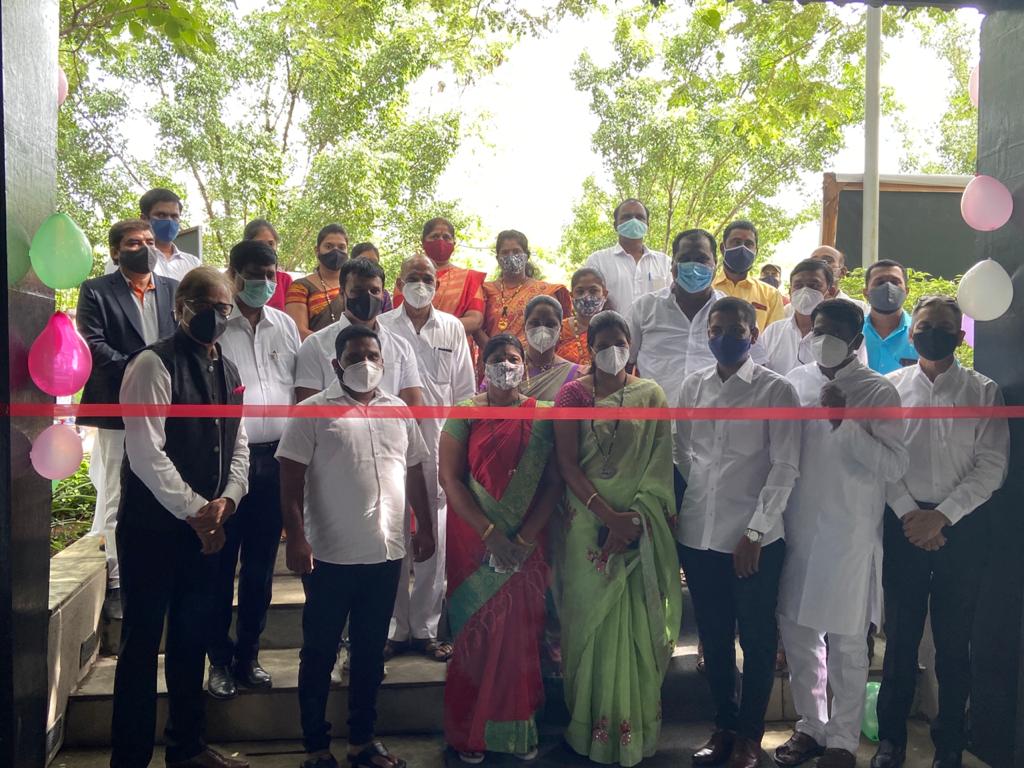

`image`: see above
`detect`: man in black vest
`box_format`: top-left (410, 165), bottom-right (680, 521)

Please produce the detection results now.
top-left (77, 219), bottom-right (178, 620)
top-left (110, 266), bottom-right (250, 768)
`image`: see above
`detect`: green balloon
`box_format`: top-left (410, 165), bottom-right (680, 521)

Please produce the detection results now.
top-left (29, 212), bottom-right (93, 289)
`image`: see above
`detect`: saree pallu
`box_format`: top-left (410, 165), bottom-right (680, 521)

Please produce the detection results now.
top-left (481, 280), bottom-right (573, 339)
top-left (558, 378), bottom-right (681, 767)
top-left (443, 400), bottom-right (554, 755)
top-left (520, 361), bottom-right (581, 402)
top-left (556, 317), bottom-right (591, 367)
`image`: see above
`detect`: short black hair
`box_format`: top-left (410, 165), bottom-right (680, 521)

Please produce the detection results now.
top-left (864, 259), bottom-right (908, 286)
top-left (316, 223), bottom-right (348, 248)
top-left (571, 266), bottom-right (607, 289)
top-left (108, 218), bottom-right (152, 251)
top-left (709, 296), bottom-right (757, 329)
top-left (790, 258), bottom-right (835, 289)
top-left (672, 228), bottom-right (718, 259)
top-left (421, 217), bottom-right (455, 241)
top-left (229, 240), bottom-right (277, 273)
top-left (913, 295), bottom-right (962, 325)
top-left (587, 309), bottom-right (631, 349)
top-left (760, 263), bottom-right (781, 276)
top-left (334, 324), bottom-right (381, 360)
top-left (243, 218), bottom-right (279, 243)
top-left (339, 256), bottom-right (385, 289)
top-left (351, 242), bottom-right (379, 260)
top-left (811, 298), bottom-right (865, 340)
top-left (722, 219), bottom-right (758, 246)
top-left (482, 333), bottom-right (524, 363)
top-left (139, 188), bottom-right (182, 217)
top-left (525, 294), bottom-right (563, 322)
top-left (612, 198), bottom-right (648, 224)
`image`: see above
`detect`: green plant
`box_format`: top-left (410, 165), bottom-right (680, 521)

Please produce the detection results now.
top-left (50, 456), bottom-right (97, 555)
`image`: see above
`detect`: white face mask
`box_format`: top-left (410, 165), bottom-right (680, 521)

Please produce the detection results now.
top-left (593, 345), bottom-right (630, 375)
top-left (401, 280), bottom-right (435, 309)
top-left (526, 325), bottom-right (559, 353)
top-left (341, 360), bottom-right (384, 393)
top-left (484, 361), bottom-right (524, 391)
top-left (790, 287), bottom-right (825, 317)
top-left (809, 334), bottom-right (852, 368)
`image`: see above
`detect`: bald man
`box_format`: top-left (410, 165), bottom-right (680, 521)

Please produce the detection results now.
top-left (810, 247), bottom-right (869, 313)
top-left (378, 256), bottom-right (477, 661)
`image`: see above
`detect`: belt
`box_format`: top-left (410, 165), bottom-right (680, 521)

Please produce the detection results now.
top-left (250, 441), bottom-right (280, 453)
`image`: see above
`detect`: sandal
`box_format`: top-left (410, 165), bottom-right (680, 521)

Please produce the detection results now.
top-left (515, 747), bottom-right (538, 761)
top-left (411, 637), bottom-right (453, 662)
top-left (381, 639), bottom-right (409, 661)
top-left (348, 741), bottom-right (406, 768)
top-left (458, 752), bottom-right (485, 765)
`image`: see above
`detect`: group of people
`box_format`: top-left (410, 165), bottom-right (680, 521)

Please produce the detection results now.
top-left (76, 189), bottom-right (1009, 768)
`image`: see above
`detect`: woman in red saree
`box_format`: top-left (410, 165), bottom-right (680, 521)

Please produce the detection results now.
top-left (438, 334), bottom-right (564, 764)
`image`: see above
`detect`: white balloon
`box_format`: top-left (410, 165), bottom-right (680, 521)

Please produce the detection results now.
top-left (957, 259), bottom-right (1013, 322)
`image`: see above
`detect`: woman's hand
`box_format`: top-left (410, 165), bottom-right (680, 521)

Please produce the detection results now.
top-left (486, 531), bottom-right (522, 571)
top-left (602, 512), bottom-right (642, 556)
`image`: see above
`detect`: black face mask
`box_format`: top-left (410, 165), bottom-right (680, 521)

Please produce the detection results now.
top-left (346, 292), bottom-right (383, 322)
top-left (119, 245), bottom-right (157, 274)
top-left (319, 248), bottom-right (347, 271)
top-left (186, 306), bottom-right (228, 344)
top-left (912, 327), bottom-right (960, 362)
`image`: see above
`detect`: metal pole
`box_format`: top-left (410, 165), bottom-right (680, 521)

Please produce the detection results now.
top-left (863, 5), bottom-right (882, 266)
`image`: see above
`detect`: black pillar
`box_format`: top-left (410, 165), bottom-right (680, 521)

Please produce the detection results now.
top-left (0, 1), bottom-right (58, 766)
top-left (971, 8), bottom-right (1024, 768)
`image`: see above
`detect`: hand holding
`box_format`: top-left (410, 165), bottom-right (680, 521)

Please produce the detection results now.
top-left (733, 536), bottom-right (762, 578)
top-left (412, 528), bottom-right (436, 563)
top-left (820, 382), bottom-right (847, 430)
top-left (903, 509), bottom-right (950, 548)
top-left (286, 534), bottom-right (314, 575)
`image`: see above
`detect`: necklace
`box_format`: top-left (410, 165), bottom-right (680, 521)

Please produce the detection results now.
top-left (316, 267), bottom-right (338, 324)
top-left (572, 318), bottom-right (589, 363)
top-left (486, 389), bottom-right (527, 478)
top-left (525, 352), bottom-right (557, 388)
top-left (496, 278), bottom-right (529, 331)
top-left (590, 380), bottom-right (626, 479)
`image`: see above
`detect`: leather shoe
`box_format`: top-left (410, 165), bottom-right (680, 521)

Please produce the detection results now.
top-left (207, 665), bottom-right (237, 699)
top-left (167, 747), bottom-right (250, 768)
top-left (233, 658), bottom-right (272, 689)
top-left (871, 740), bottom-right (906, 768)
top-left (727, 736), bottom-right (764, 768)
top-left (817, 748), bottom-right (857, 768)
top-left (774, 731), bottom-right (824, 767)
top-left (932, 750), bottom-right (962, 768)
top-left (693, 730), bottom-right (736, 766)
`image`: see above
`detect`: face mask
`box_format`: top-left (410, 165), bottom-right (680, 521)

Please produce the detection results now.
top-left (119, 245), bottom-right (158, 274)
top-left (346, 292), bottom-right (383, 322)
top-left (485, 361), bottom-right (524, 391)
top-left (709, 335), bottom-right (751, 367)
top-left (912, 328), bottom-right (960, 362)
top-left (340, 360), bottom-right (384, 393)
top-left (423, 239), bottom-right (455, 263)
top-left (498, 251), bottom-right (528, 276)
top-left (593, 345), bottom-right (630, 375)
top-left (150, 218), bottom-right (180, 243)
top-left (723, 245), bottom-right (756, 274)
top-left (675, 262), bottom-right (714, 294)
top-left (573, 294), bottom-right (606, 318)
top-left (183, 304), bottom-right (228, 344)
top-left (318, 247), bottom-right (347, 271)
top-left (791, 287), bottom-right (825, 317)
top-left (810, 333), bottom-right (852, 368)
top-left (616, 218), bottom-right (648, 240)
top-left (867, 282), bottom-right (907, 314)
top-left (526, 326), bottom-right (559, 353)
top-left (238, 278), bottom-right (277, 309)
top-left (402, 280), bottom-right (435, 309)
top-left (760, 276), bottom-right (780, 288)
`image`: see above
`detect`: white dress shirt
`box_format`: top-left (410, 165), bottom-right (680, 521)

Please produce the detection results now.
top-left (761, 314), bottom-right (868, 375)
top-left (152, 245), bottom-right (201, 282)
top-left (219, 302), bottom-right (301, 444)
top-left (276, 383), bottom-right (429, 565)
top-left (779, 359), bottom-right (909, 635)
top-left (585, 243), bottom-right (671, 312)
top-left (886, 363), bottom-right (1009, 523)
top-left (294, 316), bottom-right (423, 397)
top-left (675, 357), bottom-right (801, 552)
top-left (120, 349), bottom-right (250, 520)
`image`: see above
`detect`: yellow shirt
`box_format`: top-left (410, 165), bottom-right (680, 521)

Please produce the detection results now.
top-left (712, 270), bottom-right (786, 331)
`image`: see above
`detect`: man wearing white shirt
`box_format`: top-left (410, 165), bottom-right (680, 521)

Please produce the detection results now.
top-left (206, 241), bottom-right (301, 699)
top-left (775, 299), bottom-right (909, 768)
top-left (278, 324), bottom-right (434, 768)
top-left (294, 257), bottom-right (423, 405)
top-left (378, 255), bottom-right (476, 662)
top-left (584, 198), bottom-right (671, 312)
top-left (810, 246), bottom-right (869, 313)
top-left (676, 298), bottom-right (801, 768)
top-left (871, 297), bottom-right (1009, 768)
top-left (139, 188), bottom-right (202, 281)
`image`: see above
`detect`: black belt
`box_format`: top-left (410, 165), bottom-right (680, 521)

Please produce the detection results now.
top-left (250, 441), bottom-right (280, 453)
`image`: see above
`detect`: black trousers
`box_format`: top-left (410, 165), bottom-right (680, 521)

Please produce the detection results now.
top-left (299, 559), bottom-right (402, 752)
top-left (679, 539), bottom-right (785, 741)
top-left (111, 523), bottom-right (217, 767)
top-left (877, 506), bottom-right (988, 753)
top-left (208, 444), bottom-right (282, 667)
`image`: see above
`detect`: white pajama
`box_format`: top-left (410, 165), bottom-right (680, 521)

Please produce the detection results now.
top-left (87, 428), bottom-right (125, 588)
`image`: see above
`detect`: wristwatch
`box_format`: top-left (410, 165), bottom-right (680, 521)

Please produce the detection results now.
top-left (744, 528), bottom-right (764, 544)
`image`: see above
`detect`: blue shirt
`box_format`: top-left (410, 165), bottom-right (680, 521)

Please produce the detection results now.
top-left (863, 311), bottom-right (917, 375)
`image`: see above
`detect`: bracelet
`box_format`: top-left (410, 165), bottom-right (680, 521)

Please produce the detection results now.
top-left (515, 533), bottom-right (535, 547)
top-left (481, 523), bottom-right (496, 540)
top-left (585, 491), bottom-right (600, 510)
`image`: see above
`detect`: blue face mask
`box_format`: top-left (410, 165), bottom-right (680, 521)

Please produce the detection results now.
top-left (723, 245), bottom-right (756, 274)
top-left (150, 218), bottom-right (180, 243)
top-left (238, 278), bottom-right (277, 309)
top-left (675, 262), bottom-right (714, 293)
top-left (616, 218), bottom-right (648, 240)
top-left (709, 334), bottom-right (751, 366)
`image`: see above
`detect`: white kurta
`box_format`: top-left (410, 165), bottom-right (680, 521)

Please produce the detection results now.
top-left (778, 359), bottom-right (908, 636)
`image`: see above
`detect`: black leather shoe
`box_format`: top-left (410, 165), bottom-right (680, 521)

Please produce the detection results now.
top-left (233, 658), bottom-right (272, 689)
top-left (103, 588), bottom-right (123, 621)
top-left (932, 750), bottom-right (962, 768)
top-left (693, 730), bottom-right (736, 766)
top-left (871, 740), bottom-right (905, 768)
top-left (207, 665), bottom-right (237, 699)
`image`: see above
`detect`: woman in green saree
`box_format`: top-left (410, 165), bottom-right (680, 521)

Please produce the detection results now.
top-left (553, 310), bottom-right (681, 767)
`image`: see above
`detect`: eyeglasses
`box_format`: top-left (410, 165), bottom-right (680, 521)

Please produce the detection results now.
top-left (186, 299), bottom-right (233, 317)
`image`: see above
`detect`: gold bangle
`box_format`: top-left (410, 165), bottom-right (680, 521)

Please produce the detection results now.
top-left (481, 523), bottom-right (496, 540)
top-left (585, 491), bottom-right (600, 510)
top-left (515, 533), bottom-right (535, 547)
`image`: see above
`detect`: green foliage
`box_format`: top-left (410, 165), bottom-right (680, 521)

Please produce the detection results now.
top-left (50, 457), bottom-right (97, 556)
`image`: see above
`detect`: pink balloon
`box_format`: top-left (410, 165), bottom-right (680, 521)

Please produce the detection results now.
top-left (968, 64), bottom-right (979, 108)
top-left (961, 175), bottom-right (1014, 232)
top-left (29, 312), bottom-right (92, 396)
top-left (31, 424), bottom-right (83, 480)
top-left (57, 66), bottom-right (69, 107)
top-left (961, 313), bottom-right (975, 348)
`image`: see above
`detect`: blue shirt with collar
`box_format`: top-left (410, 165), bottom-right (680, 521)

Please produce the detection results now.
top-left (863, 310), bottom-right (917, 375)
